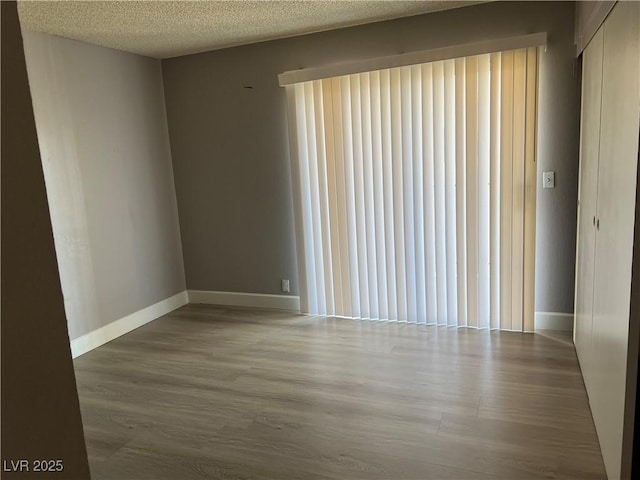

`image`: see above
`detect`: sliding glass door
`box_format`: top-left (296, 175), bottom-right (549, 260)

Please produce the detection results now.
top-left (286, 47), bottom-right (538, 331)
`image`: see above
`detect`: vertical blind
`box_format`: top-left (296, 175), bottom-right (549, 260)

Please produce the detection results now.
top-left (286, 47), bottom-right (538, 331)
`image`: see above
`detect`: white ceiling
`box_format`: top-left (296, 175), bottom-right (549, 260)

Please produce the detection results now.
top-left (18, 1), bottom-right (484, 59)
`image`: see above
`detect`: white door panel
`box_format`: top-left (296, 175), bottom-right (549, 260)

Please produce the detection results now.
top-left (590, 2), bottom-right (640, 478)
top-left (574, 27), bottom-right (604, 394)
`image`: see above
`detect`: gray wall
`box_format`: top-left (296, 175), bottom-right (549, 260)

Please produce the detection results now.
top-left (22, 31), bottom-right (186, 340)
top-left (1, 2), bottom-right (90, 476)
top-left (162, 1), bottom-right (580, 314)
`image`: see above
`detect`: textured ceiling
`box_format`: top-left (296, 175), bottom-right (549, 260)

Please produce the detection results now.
top-left (18, 1), bottom-right (484, 59)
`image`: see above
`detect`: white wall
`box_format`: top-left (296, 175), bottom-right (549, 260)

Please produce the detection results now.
top-left (22, 31), bottom-right (186, 341)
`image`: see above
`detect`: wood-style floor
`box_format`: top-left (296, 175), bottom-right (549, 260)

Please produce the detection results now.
top-left (74, 304), bottom-right (606, 480)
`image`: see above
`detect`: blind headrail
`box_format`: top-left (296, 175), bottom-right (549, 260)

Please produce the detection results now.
top-left (278, 32), bottom-right (546, 86)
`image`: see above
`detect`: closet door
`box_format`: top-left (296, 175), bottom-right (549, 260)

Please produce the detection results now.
top-left (590, 2), bottom-right (640, 478)
top-left (574, 27), bottom-right (604, 392)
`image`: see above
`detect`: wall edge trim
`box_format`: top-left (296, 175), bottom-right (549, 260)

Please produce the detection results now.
top-left (535, 311), bottom-right (574, 331)
top-left (70, 290), bottom-right (189, 358)
top-left (187, 290), bottom-right (301, 312)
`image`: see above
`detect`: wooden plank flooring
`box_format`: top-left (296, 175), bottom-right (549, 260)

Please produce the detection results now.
top-left (74, 304), bottom-right (606, 479)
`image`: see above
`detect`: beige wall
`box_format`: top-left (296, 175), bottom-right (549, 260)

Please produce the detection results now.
top-left (22, 30), bottom-right (186, 340)
top-left (162, 1), bottom-right (580, 314)
top-left (1, 2), bottom-right (90, 476)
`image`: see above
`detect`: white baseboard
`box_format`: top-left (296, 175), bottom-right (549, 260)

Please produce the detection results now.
top-left (70, 290), bottom-right (188, 358)
top-left (187, 290), bottom-right (300, 312)
top-left (534, 311), bottom-right (574, 332)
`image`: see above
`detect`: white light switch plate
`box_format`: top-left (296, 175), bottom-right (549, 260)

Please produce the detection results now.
top-left (543, 171), bottom-right (555, 189)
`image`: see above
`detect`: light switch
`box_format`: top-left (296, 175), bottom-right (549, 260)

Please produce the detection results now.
top-left (543, 171), bottom-right (555, 189)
